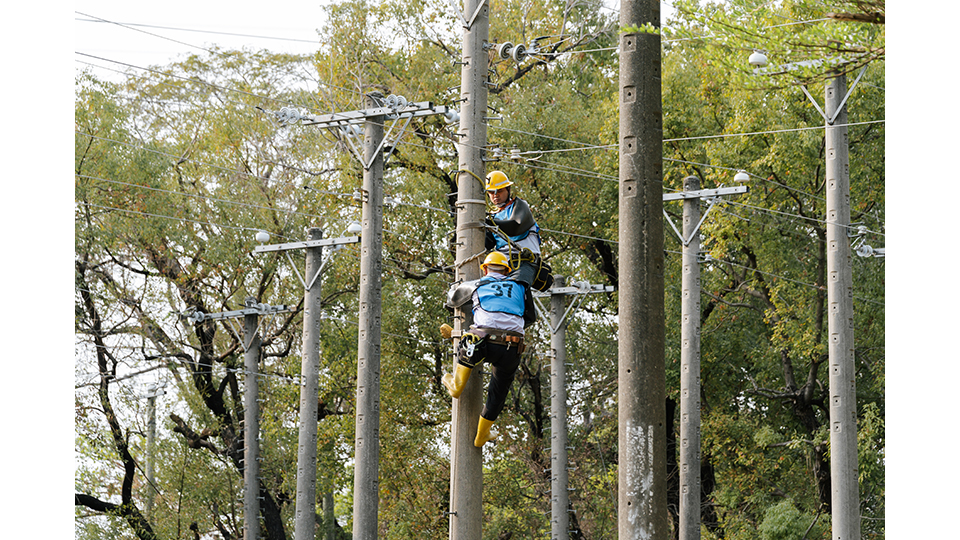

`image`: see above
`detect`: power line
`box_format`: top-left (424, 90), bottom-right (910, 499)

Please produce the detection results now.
top-left (664, 120), bottom-right (885, 143)
top-left (76, 52), bottom-right (307, 109)
top-left (75, 130), bottom-right (344, 206)
top-left (508, 157), bottom-right (619, 183)
top-left (76, 38), bottom-right (883, 211)
top-left (723, 198), bottom-right (884, 237)
top-left (664, 158), bottom-right (825, 202)
top-left (77, 200), bottom-right (291, 238)
top-left (697, 251), bottom-right (884, 307)
top-left (75, 16), bottom-right (320, 45)
top-left (76, 11), bottom-right (221, 59)
top-left (77, 174), bottom-right (328, 221)
top-left (77, 45), bottom-right (377, 120)
top-left (490, 124), bottom-right (610, 150)
top-left (75, 8), bottom-right (433, 117)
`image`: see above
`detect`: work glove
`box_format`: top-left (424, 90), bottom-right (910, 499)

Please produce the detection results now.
top-left (440, 323), bottom-right (453, 340)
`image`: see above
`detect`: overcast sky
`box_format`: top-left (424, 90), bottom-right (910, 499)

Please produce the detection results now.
top-left (75, 1), bottom-right (333, 82)
top-left (73, 1), bottom-right (635, 84)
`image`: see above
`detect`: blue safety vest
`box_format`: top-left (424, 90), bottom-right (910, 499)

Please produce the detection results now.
top-left (475, 277), bottom-right (525, 317)
top-left (492, 200), bottom-right (540, 251)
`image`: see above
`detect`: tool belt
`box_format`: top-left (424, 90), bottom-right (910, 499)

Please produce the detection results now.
top-left (474, 327), bottom-right (525, 353)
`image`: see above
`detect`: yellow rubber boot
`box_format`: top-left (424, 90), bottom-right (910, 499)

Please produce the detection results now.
top-left (474, 416), bottom-right (497, 447)
top-left (442, 364), bottom-right (472, 399)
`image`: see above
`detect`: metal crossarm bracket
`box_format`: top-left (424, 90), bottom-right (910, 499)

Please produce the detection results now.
top-left (661, 185), bottom-right (747, 202)
top-left (253, 235), bottom-right (360, 291)
top-left (532, 284), bottom-right (615, 297)
top-left (447, 0), bottom-right (488, 28)
top-left (663, 185), bottom-right (748, 246)
top-left (465, 0), bottom-right (489, 28)
top-left (252, 236), bottom-right (360, 254)
top-left (752, 56), bottom-right (867, 124)
top-left (299, 102), bottom-right (449, 129)
top-left (533, 281), bottom-right (615, 333)
top-left (179, 299), bottom-right (295, 350)
top-left (184, 304), bottom-right (293, 323)
top-left (798, 65), bottom-right (867, 125)
top-left (447, 0), bottom-right (468, 26)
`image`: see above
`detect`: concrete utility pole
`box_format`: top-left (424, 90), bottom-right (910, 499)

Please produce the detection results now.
top-left (549, 276), bottom-right (571, 540)
top-left (663, 179), bottom-right (747, 540)
top-left (264, 96), bottom-right (454, 539)
top-left (243, 309), bottom-right (264, 540)
top-left (534, 277), bottom-right (615, 540)
top-left (753, 59), bottom-right (867, 540)
top-left (618, 0), bottom-right (667, 538)
top-left (449, 1), bottom-right (489, 539)
top-left (144, 383), bottom-right (164, 519)
top-left (181, 298), bottom-right (294, 540)
top-left (679, 176), bottom-right (701, 540)
top-left (322, 491), bottom-right (336, 540)
top-left (825, 72), bottom-right (861, 540)
top-left (296, 228), bottom-right (325, 540)
top-left (352, 93), bottom-right (385, 540)
top-left (253, 230), bottom-right (360, 540)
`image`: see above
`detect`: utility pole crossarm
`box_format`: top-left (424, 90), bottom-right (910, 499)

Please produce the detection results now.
top-left (179, 302), bottom-right (294, 323)
top-left (532, 283), bottom-right (615, 298)
top-left (252, 235), bottom-right (360, 253)
top-left (662, 185), bottom-right (747, 201)
top-left (306, 102), bottom-right (447, 126)
top-left (269, 98), bottom-right (456, 171)
top-left (663, 184), bottom-right (748, 246)
top-left (294, 102), bottom-right (449, 128)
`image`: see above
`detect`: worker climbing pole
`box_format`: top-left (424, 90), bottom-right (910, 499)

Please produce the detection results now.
top-left (442, 251), bottom-right (536, 447)
top-left (483, 170), bottom-right (553, 292)
top-left (442, 170), bottom-right (553, 535)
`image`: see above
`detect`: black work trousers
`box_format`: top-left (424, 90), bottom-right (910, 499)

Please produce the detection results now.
top-left (458, 341), bottom-right (521, 422)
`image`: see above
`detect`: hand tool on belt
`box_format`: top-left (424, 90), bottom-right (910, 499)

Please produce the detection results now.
top-left (473, 327), bottom-right (525, 353)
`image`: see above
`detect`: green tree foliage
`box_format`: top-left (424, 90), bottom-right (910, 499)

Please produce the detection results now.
top-left (669, 0), bottom-right (884, 89)
top-left (76, 0), bottom-right (883, 538)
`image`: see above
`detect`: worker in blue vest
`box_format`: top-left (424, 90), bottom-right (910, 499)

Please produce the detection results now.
top-left (484, 170), bottom-right (545, 290)
top-left (442, 251), bottom-right (533, 447)
top-left (485, 170), bottom-right (540, 255)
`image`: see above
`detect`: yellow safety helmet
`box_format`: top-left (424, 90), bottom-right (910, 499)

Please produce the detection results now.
top-left (485, 170), bottom-right (513, 192)
top-left (480, 251), bottom-right (512, 273)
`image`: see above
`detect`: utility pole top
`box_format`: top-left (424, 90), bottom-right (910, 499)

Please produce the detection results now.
top-left (533, 281), bottom-right (615, 297)
top-left (533, 278), bottom-right (615, 335)
top-left (252, 231), bottom-right (360, 292)
top-left (662, 185), bottom-right (747, 202)
top-left (270, 101), bottom-right (449, 129)
top-left (178, 299), bottom-right (294, 324)
top-left (253, 235), bottom-right (360, 253)
top-left (145, 383), bottom-right (166, 399)
top-left (266, 97), bottom-right (457, 171)
top-left (664, 182), bottom-right (748, 247)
